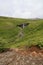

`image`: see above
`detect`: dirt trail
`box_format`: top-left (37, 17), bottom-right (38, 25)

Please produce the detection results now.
top-left (0, 47), bottom-right (43, 65)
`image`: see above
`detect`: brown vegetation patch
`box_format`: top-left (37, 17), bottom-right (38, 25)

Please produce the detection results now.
top-left (14, 45), bottom-right (43, 55)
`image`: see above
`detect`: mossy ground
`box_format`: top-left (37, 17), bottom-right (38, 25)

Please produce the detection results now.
top-left (0, 17), bottom-right (43, 49)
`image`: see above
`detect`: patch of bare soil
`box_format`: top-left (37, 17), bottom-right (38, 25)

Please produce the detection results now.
top-left (0, 46), bottom-right (43, 65)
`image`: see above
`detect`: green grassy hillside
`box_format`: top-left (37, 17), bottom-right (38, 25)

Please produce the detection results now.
top-left (0, 17), bottom-right (43, 49)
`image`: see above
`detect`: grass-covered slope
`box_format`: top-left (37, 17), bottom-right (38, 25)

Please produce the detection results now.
top-left (0, 17), bottom-right (43, 49)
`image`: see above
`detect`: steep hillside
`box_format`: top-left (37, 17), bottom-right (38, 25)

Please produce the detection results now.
top-left (0, 17), bottom-right (43, 49)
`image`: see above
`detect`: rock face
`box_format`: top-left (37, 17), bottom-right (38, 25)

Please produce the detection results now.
top-left (0, 48), bottom-right (43, 65)
top-left (17, 23), bottom-right (29, 29)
